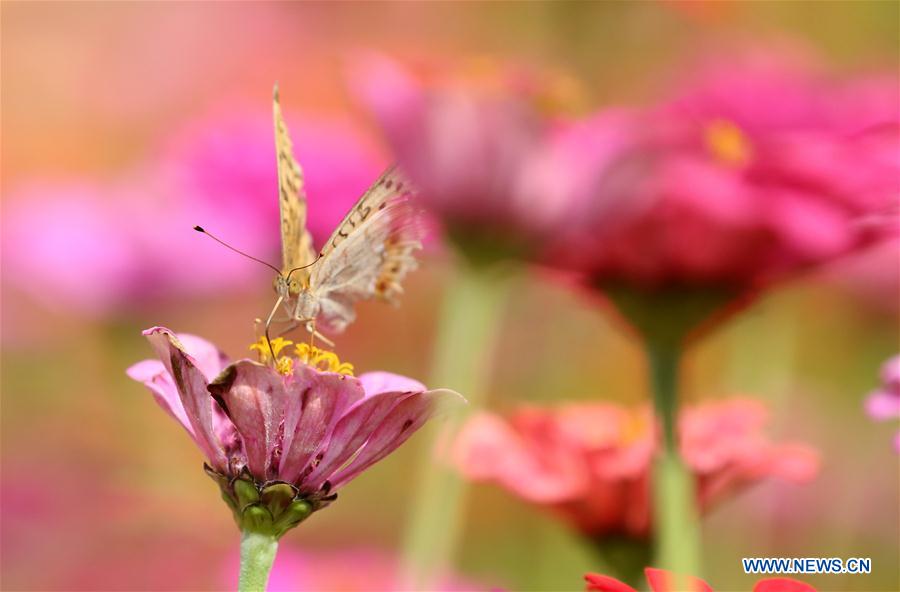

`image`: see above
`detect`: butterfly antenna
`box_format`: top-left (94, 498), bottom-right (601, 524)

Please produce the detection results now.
top-left (193, 226), bottom-right (282, 275)
top-left (285, 254), bottom-right (323, 279)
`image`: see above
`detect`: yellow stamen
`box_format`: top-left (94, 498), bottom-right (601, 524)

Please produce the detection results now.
top-left (294, 343), bottom-right (355, 376)
top-left (274, 356), bottom-right (294, 376)
top-left (705, 119), bottom-right (752, 167)
top-left (249, 336), bottom-right (294, 363)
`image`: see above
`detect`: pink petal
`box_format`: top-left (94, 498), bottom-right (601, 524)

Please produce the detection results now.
top-left (753, 577), bottom-right (817, 592)
top-left (207, 360), bottom-right (287, 480)
top-left (453, 412), bottom-right (588, 502)
top-left (142, 327), bottom-right (227, 469)
top-left (358, 372), bottom-right (426, 396)
top-left (329, 389), bottom-right (464, 489)
top-left (173, 333), bottom-right (230, 381)
top-left (300, 390), bottom-right (418, 492)
top-left (584, 573), bottom-right (638, 592)
top-left (865, 389), bottom-right (900, 421)
top-left (126, 359), bottom-right (193, 435)
top-left (277, 366), bottom-right (365, 484)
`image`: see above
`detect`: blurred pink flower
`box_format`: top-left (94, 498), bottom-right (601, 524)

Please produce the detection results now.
top-left (585, 567), bottom-right (816, 592)
top-left (349, 54), bottom-right (627, 263)
top-left (864, 355), bottom-right (900, 452)
top-left (549, 48), bottom-right (899, 336)
top-left (2, 106), bottom-right (381, 315)
top-left (127, 327), bottom-right (462, 534)
top-left (222, 544), bottom-right (482, 591)
top-left (453, 398), bottom-right (819, 539)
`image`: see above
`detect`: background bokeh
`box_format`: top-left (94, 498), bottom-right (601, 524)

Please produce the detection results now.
top-left (2, 2), bottom-right (897, 591)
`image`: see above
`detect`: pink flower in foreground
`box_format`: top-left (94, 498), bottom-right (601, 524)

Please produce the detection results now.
top-left (127, 327), bottom-right (462, 536)
top-left (3, 106), bottom-right (380, 315)
top-left (585, 567), bottom-right (816, 592)
top-left (453, 399), bottom-right (818, 539)
top-left (864, 355), bottom-right (900, 452)
top-left (550, 47), bottom-right (899, 338)
top-left (350, 54), bottom-right (628, 263)
top-left (223, 545), bottom-right (482, 592)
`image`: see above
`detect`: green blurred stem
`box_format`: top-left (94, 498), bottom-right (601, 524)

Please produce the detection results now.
top-left (399, 263), bottom-right (512, 590)
top-left (238, 531), bottom-right (278, 592)
top-left (647, 343), bottom-right (701, 578)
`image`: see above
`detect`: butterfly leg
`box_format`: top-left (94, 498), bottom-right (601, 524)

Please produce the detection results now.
top-left (263, 295), bottom-right (285, 363)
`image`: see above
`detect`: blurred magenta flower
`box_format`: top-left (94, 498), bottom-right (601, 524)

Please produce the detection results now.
top-left (349, 54), bottom-right (627, 263)
top-left (127, 326), bottom-right (462, 536)
top-left (550, 47), bottom-right (899, 339)
top-left (3, 105), bottom-right (381, 316)
top-left (223, 544), bottom-right (483, 591)
top-left (585, 568), bottom-right (816, 592)
top-left (864, 355), bottom-right (900, 452)
top-left (453, 398), bottom-right (819, 539)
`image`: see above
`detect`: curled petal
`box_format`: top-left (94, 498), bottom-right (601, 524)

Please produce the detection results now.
top-left (174, 333), bottom-right (230, 381)
top-left (141, 327), bottom-right (228, 470)
top-left (278, 366), bottom-right (365, 484)
top-left (329, 389), bottom-right (465, 489)
top-left (208, 360), bottom-right (287, 480)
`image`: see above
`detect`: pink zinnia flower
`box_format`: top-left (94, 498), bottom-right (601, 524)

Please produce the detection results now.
top-left (585, 567), bottom-right (816, 592)
top-left (127, 327), bottom-right (462, 536)
top-left (550, 47), bottom-right (899, 338)
top-left (864, 355), bottom-right (900, 452)
top-left (349, 54), bottom-right (628, 263)
top-left (453, 398), bottom-right (819, 539)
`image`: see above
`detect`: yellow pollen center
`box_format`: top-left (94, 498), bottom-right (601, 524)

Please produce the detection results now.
top-left (249, 337), bottom-right (354, 376)
top-left (295, 343), bottom-right (355, 376)
top-left (704, 119), bottom-right (752, 167)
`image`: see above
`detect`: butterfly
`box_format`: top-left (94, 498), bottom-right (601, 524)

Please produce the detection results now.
top-left (265, 86), bottom-right (423, 344)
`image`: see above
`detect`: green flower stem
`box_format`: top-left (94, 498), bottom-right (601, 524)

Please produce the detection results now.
top-left (238, 531), bottom-right (278, 592)
top-left (398, 263), bottom-right (512, 590)
top-left (647, 343), bottom-right (701, 578)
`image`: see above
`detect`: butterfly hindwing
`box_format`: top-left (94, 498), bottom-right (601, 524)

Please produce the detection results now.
top-left (273, 86), bottom-right (316, 274)
top-left (309, 169), bottom-right (423, 332)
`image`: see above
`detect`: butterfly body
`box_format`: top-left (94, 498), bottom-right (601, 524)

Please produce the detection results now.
top-left (268, 87), bottom-right (423, 340)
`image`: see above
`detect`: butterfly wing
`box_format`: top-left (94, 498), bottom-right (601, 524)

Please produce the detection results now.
top-left (273, 86), bottom-right (316, 274)
top-left (308, 167), bottom-right (423, 332)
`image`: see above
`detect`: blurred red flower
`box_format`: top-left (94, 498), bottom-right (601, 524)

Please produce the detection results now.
top-left (453, 398), bottom-right (819, 539)
top-left (585, 567), bottom-right (816, 592)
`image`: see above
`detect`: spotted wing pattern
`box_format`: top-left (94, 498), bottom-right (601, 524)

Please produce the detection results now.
top-left (273, 86), bottom-right (316, 274)
top-left (308, 168), bottom-right (423, 332)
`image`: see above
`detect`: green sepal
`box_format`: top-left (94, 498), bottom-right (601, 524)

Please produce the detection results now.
top-left (234, 478), bottom-right (260, 509)
top-left (242, 504), bottom-right (274, 532)
top-left (273, 500), bottom-right (312, 532)
top-left (204, 465), bottom-right (319, 538)
top-left (260, 483), bottom-right (296, 515)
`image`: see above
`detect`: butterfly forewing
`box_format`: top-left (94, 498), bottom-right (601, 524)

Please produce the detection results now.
top-left (273, 87), bottom-right (316, 274)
